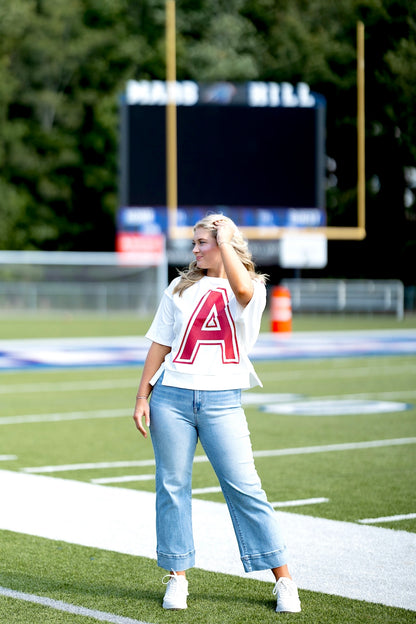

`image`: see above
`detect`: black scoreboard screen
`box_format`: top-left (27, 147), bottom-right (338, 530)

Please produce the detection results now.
top-left (119, 81), bottom-right (326, 231)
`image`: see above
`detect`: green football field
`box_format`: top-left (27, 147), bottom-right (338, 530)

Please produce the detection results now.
top-left (0, 314), bottom-right (415, 623)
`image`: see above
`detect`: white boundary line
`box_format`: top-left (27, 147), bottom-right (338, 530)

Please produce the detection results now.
top-left (0, 455), bottom-right (17, 461)
top-left (0, 586), bottom-right (152, 624)
top-left (1, 469), bottom-right (415, 611)
top-left (22, 437), bottom-right (416, 474)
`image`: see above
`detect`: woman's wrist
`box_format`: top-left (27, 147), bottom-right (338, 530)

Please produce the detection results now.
top-left (136, 394), bottom-right (149, 400)
top-left (218, 241), bottom-right (233, 247)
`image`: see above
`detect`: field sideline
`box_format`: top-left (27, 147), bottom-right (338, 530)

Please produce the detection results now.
top-left (0, 314), bottom-right (415, 623)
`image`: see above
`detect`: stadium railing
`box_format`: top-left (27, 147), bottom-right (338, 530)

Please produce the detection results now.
top-left (282, 279), bottom-right (404, 319)
top-left (0, 251), bottom-right (168, 315)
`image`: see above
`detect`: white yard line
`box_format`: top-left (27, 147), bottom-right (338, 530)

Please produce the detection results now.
top-left (5, 396), bottom-right (412, 426)
top-left (191, 492), bottom-right (330, 507)
top-left (192, 486), bottom-right (222, 495)
top-left (0, 378), bottom-right (138, 394)
top-left (253, 437), bottom-right (416, 457)
top-left (260, 364), bottom-right (416, 381)
top-left (359, 513), bottom-right (416, 524)
top-left (0, 408), bottom-right (131, 425)
top-left (271, 498), bottom-right (329, 508)
top-left (87, 482), bottom-right (329, 508)
top-left (24, 458), bottom-right (158, 473)
top-left (23, 457), bottom-right (208, 474)
top-left (0, 455), bottom-right (17, 461)
top-left (3, 383), bottom-right (415, 426)
top-left (0, 586), bottom-right (152, 624)
top-left (1, 469), bottom-right (415, 611)
top-left (22, 437), bottom-right (416, 474)
top-left (92, 474), bottom-right (155, 485)
top-left (1, 365), bottom-right (415, 395)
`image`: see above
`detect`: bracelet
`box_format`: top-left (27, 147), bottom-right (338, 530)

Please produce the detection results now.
top-left (136, 395), bottom-right (149, 400)
top-left (218, 241), bottom-right (233, 247)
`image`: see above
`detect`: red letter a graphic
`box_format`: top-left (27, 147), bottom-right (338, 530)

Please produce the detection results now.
top-left (173, 289), bottom-right (239, 364)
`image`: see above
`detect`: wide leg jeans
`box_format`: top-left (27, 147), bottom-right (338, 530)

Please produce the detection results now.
top-left (149, 377), bottom-right (288, 573)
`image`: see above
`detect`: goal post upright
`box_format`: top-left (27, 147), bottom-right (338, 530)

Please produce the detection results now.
top-left (166, 0), bottom-right (179, 240)
top-left (163, 8), bottom-right (366, 241)
top-left (357, 20), bottom-right (366, 238)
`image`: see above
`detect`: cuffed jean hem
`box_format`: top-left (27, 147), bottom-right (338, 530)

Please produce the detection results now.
top-left (241, 547), bottom-right (288, 573)
top-left (157, 549), bottom-right (196, 572)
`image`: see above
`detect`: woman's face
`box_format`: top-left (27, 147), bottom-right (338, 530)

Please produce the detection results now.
top-left (192, 227), bottom-right (224, 276)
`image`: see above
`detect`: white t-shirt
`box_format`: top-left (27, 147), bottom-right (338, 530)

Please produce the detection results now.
top-left (146, 275), bottom-right (266, 390)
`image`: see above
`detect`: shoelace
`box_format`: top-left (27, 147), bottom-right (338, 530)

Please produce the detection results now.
top-left (162, 574), bottom-right (174, 586)
top-left (162, 572), bottom-right (185, 594)
top-left (273, 578), bottom-right (292, 597)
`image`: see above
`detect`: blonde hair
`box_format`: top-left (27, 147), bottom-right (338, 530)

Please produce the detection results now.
top-left (173, 213), bottom-right (267, 296)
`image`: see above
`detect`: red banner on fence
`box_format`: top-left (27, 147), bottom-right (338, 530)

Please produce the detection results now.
top-left (115, 233), bottom-right (165, 265)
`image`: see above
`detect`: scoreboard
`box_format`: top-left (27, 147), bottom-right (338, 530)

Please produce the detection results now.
top-left (118, 80), bottom-right (326, 259)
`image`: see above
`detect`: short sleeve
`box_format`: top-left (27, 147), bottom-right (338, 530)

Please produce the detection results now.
top-left (236, 279), bottom-right (267, 351)
top-left (145, 281), bottom-right (177, 346)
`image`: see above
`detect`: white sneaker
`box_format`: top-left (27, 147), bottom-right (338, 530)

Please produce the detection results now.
top-left (162, 571), bottom-right (189, 610)
top-left (273, 577), bottom-right (301, 613)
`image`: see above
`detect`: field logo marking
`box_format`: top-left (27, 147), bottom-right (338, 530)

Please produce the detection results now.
top-left (1, 330), bottom-right (416, 370)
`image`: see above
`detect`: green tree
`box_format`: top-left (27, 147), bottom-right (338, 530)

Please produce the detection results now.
top-left (0, 0), bottom-right (34, 248)
top-left (0, 0), bottom-right (415, 285)
top-left (0, 0), bottom-right (146, 250)
top-left (238, 0), bottom-right (416, 280)
top-left (174, 0), bottom-right (416, 280)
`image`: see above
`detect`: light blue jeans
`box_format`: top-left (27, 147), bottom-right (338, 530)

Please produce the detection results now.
top-left (149, 375), bottom-right (288, 573)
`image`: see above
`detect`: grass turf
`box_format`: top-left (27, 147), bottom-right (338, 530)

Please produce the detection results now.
top-left (0, 313), bottom-right (415, 622)
top-left (0, 311), bottom-right (415, 339)
top-left (0, 531), bottom-right (414, 624)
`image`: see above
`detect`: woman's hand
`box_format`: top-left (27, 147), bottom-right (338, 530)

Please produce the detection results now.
top-left (132, 342), bottom-right (171, 438)
top-left (214, 218), bottom-right (253, 307)
top-left (214, 218), bottom-right (235, 246)
top-left (133, 396), bottom-right (150, 438)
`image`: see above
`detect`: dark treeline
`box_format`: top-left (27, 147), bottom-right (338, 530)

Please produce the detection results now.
top-left (0, 0), bottom-right (415, 284)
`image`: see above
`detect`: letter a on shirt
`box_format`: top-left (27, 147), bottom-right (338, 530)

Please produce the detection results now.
top-left (173, 288), bottom-right (239, 364)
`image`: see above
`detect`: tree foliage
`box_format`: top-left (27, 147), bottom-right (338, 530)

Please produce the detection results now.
top-left (0, 0), bottom-right (145, 250)
top-left (0, 0), bottom-right (415, 280)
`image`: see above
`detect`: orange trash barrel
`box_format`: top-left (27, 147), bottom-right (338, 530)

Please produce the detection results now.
top-left (270, 286), bottom-right (292, 333)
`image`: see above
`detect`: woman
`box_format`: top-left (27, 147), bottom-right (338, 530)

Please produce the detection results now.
top-left (133, 214), bottom-right (301, 613)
